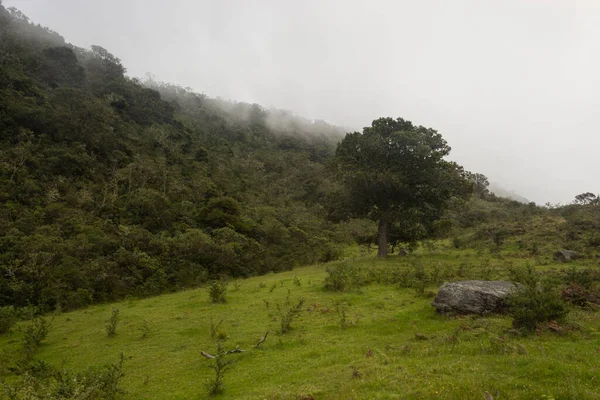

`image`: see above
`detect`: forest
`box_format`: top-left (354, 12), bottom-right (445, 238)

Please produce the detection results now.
top-left (0, 3), bottom-right (358, 311)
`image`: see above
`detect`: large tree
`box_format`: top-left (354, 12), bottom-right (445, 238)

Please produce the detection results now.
top-left (331, 117), bottom-right (472, 257)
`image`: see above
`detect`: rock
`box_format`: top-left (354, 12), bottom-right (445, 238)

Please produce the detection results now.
top-left (431, 280), bottom-right (518, 314)
top-left (553, 249), bottom-right (579, 262)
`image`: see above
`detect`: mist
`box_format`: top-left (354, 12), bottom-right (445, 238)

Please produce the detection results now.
top-left (5, 0), bottom-right (600, 204)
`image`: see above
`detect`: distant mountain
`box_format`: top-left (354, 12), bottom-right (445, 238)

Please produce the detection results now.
top-left (489, 183), bottom-right (530, 204)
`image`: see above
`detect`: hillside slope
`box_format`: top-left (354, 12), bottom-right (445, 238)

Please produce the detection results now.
top-left (0, 3), bottom-right (353, 311)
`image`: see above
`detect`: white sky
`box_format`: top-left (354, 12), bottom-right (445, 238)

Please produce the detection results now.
top-left (6, 0), bottom-right (600, 204)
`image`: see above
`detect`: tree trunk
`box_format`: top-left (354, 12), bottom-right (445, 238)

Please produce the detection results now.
top-left (377, 218), bottom-right (389, 257)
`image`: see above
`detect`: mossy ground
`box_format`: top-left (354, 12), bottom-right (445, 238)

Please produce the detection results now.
top-left (2, 246), bottom-right (600, 399)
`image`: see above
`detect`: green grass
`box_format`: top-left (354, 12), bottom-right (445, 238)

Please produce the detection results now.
top-left (2, 248), bottom-right (600, 399)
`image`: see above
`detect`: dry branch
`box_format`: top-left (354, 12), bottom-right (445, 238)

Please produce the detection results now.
top-left (254, 331), bottom-right (269, 349)
top-left (201, 345), bottom-right (245, 359)
top-left (223, 345), bottom-right (245, 355)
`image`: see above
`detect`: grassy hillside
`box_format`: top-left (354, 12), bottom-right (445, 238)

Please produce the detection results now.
top-left (2, 247), bottom-right (600, 399)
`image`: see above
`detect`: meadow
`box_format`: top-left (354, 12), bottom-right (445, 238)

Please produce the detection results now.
top-left (2, 245), bottom-right (600, 399)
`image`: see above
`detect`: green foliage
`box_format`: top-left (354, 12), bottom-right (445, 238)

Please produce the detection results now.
top-left (331, 117), bottom-right (472, 256)
top-left (1, 352), bottom-right (127, 400)
top-left (334, 300), bottom-right (351, 329)
top-left (466, 172), bottom-right (490, 198)
top-left (205, 340), bottom-right (233, 397)
top-left (410, 260), bottom-right (430, 297)
top-left (138, 320), bottom-right (151, 339)
top-left (276, 291), bottom-right (305, 334)
top-left (508, 266), bottom-right (568, 332)
top-left (207, 280), bottom-right (228, 304)
top-left (21, 317), bottom-right (51, 360)
top-left (204, 317), bottom-right (234, 396)
top-left (105, 308), bottom-right (119, 337)
top-left (323, 262), bottom-right (365, 292)
top-left (0, 2), bottom-right (345, 311)
top-left (0, 306), bottom-right (17, 335)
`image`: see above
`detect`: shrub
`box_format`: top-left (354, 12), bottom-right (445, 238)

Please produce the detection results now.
top-left (451, 235), bottom-right (468, 249)
top-left (1, 352), bottom-right (127, 400)
top-left (207, 280), bottom-right (228, 303)
top-left (0, 306), bottom-right (17, 335)
top-left (324, 262), bottom-right (365, 292)
top-left (411, 260), bottom-right (429, 297)
top-left (561, 283), bottom-right (600, 307)
top-left (63, 288), bottom-right (93, 311)
top-left (138, 320), bottom-right (150, 339)
top-left (105, 308), bottom-right (119, 337)
top-left (22, 317), bottom-right (51, 359)
top-left (334, 300), bottom-right (352, 329)
top-left (205, 340), bottom-right (232, 396)
top-left (204, 317), bottom-right (240, 397)
top-left (562, 267), bottom-right (600, 289)
top-left (276, 290), bottom-right (305, 334)
top-left (507, 266), bottom-right (568, 332)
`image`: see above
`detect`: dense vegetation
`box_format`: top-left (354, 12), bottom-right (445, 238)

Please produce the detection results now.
top-left (0, 3), bottom-right (357, 311)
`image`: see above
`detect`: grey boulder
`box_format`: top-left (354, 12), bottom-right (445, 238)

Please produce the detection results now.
top-left (553, 249), bottom-right (579, 262)
top-left (431, 280), bottom-right (518, 315)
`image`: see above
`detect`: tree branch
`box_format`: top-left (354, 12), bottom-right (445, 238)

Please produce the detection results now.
top-left (223, 345), bottom-right (245, 355)
top-left (254, 331), bottom-right (269, 349)
top-left (201, 345), bottom-right (245, 359)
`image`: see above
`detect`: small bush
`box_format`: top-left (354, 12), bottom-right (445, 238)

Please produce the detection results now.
top-left (0, 306), bottom-right (17, 335)
top-left (276, 291), bottom-right (305, 334)
top-left (562, 267), bottom-right (599, 289)
top-left (205, 340), bottom-right (232, 396)
top-left (207, 280), bottom-right (228, 303)
top-left (22, 317), bottom-right (51, 360)
top-left (105, 308), bottom-right (120, 337)
top-left (204, 317), bottom-right (240, 397)
top-left (508, 266), bottom-right (568, 332)
top-left (451, 235), bottom-right (468, 249)
top-left (138, 320), bottom-right (150, 339)
top-left (411, 260), bottom-right (430, 297)
top-left (324, 262), bottom-right (365, 292)
top-left (334, 300), bottom-right (352, 329)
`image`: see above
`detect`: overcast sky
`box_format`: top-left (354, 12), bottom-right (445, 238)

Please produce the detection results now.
top-left (5, 0), bottom-right (600, 204)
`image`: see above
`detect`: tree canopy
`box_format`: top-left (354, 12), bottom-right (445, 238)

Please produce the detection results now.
top-left (0, 3), bottom-right (350, 311)
top-left (331, 117), bottom-right (472, 256)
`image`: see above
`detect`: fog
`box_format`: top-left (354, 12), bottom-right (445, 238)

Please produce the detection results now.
top-left (6, 0), bottom-right (600, 204)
